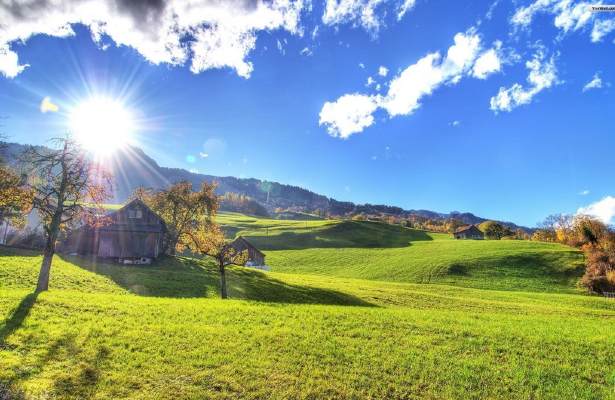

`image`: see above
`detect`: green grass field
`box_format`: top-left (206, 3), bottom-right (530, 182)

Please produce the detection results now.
top-left (218, 213), bottom-right (584, 293)
top-left (1, 214), bottom-right (614, 399)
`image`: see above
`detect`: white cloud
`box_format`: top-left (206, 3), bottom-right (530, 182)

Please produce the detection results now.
top-left (366, 76), bottom-right (376, 86)
top-left (319, 93), bottom-right (380, 138)
top-left (512, 0), bottom-right (585, 29)
top-left (320, 31), bottom-right (491, 137)
top-left (490, 49), bottom-right (558, 112)
top-left (359, 62), bottom-right (365, 69)
top-left (382, 32), bottom-right (482, 117)
top-left (397, 0), bottom-right (417, 20)
top-left (0, 0), bottom-right (304, 79)
top-left (511, 0), bottom-right (615, 42)
top-left (378, 65), bottom-right (388, 77)
top-left (322, 0), bottom-right (416, 32)
top-left (0, 44), bottom-right (28, 78)
top-left (583, 73), bottom-right (603, 92)
top-left (199, 152), bottom-right (209, 158)
top-left (577, 196), bottom-right (615, 224)
top-left (450, 120), bottom-right (461, 127)
top-left (472, 46), bottom-right (501, 79)
top-left (276, 39), bottom-right (285, 55)
top-left (311, 25), bottom-right (320, 40)
top-left (591, 18), bottom-right (615, 42)
top-left (553, 1), bottom-right (594, 33)
top-left (579, 189), bottom-right (590, 196)
top-left (300, 47), bottom-right (313, 56)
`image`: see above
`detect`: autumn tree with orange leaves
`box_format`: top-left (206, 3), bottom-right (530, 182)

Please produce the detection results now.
top-left (0, 164), bottom-right (32, 230)
top-left (135, 181), bottom-right (218, 256)
top-left (187, 222), bottom-right (247, 299)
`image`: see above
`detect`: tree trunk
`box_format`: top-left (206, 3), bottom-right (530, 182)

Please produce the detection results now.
top-left (166, 236), bottom-right (177, 256)
top-left (36, 235), bottom-right (56, 293)
top-left (219, 263), bottom-right (228, 299)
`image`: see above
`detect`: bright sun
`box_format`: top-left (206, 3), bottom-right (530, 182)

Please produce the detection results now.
top-left (69, 97), bottom-right (135, 155)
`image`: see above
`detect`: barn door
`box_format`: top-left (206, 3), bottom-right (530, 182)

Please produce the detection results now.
top-left (98, 233), bottom-right (114, 258)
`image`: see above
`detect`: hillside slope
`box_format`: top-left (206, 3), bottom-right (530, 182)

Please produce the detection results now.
top-left (1, 248), bottom-right (614, 399)
top-left (219, 213), bottom-right (584, 293)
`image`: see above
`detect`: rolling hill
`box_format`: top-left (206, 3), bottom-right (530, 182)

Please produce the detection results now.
top-left (1, 212), bottom-right (614, 399)
top-left (218, 213), bottom-right (583, 293)
top-left (1, 241), bottom-right (614, 399)
top-left (3, 141), bottom-right (530, 231)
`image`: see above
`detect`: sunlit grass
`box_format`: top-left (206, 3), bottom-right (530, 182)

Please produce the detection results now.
top-left (0, 214), bottom-right (608, 398)
top-left (1, 248), bottom-right (614, 399)
top-left (216, 213), bottom-right (584, 293)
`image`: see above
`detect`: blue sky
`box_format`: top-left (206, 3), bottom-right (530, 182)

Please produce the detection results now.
top-left (1, 0), bottom-right (614, 226)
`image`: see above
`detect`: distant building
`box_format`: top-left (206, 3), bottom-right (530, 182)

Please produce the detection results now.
top-left (226, 236), bottom-right (266, 267)
top-left (453, 225), bottom-right (484, 240)
top-left (61, 199), bottom-right (166, 264)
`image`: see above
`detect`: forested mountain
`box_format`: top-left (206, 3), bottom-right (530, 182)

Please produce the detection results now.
top-left (4, 142), bottom-right (529, 230)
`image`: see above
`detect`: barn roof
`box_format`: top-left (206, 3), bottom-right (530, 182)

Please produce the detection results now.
top-left (100, 199), bottom-right (166, 233)
top-left (228, 236), bottom-right (265, 256)
top-left (454, 224), bottom-right (481, 234)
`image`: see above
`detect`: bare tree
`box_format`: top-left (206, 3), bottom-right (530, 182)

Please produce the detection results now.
top-left (24, 137), bottom-right (111, 292)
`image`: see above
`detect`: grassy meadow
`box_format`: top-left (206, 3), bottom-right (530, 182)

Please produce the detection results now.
top-left (219, 213), bottom-right (585, 292)
top-left (1, 213), bottom-right (614, 399)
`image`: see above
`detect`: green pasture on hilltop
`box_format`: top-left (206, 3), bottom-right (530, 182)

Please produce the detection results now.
top-left (1, 213), bottom-right (612, 399)
top-left (218, 212), bottom-right (585, 293)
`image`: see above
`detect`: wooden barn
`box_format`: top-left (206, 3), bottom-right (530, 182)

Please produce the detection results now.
top-left (453, 225), bottom-right (484, 240)
top-left (62, 199), bottom-right (166, 264)
top-left (227, 236), bottom-right (266, 267)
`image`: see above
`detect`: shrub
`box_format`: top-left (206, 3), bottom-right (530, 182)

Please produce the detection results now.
top-left (580, 240), bottom-right (615, 294)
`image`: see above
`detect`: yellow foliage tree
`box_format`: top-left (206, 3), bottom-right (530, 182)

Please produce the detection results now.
top-left (0, 166), bottom-right (32, 229)
top-left (137, 181), bottom-right (218, 255)
top-left (186, 223), bottom-right (248, 299)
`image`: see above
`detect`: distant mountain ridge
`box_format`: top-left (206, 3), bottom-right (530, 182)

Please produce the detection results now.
top-left (4, 142), bottom-right (530, 231)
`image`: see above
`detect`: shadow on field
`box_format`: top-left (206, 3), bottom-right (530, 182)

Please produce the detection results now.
top-left (2, 330), bottom-right (111, 400)
top-left (0, 291), bottom-right (38, 346)
top-left (64, 255), bottom-right (373, 306)
top-left (241, 220), bottom-right (433, 250)
top-left (50, 339), bottom-right (110, 399)
top-left (439, 252), bottom-right (586, 290)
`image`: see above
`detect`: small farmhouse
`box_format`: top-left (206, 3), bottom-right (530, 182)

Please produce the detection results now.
top-left (227, 236), bottom-right (266, 267)
top-left (62, 199), bottom-right (166, 264)
top-left (453, 225), bottom-right (484, 240)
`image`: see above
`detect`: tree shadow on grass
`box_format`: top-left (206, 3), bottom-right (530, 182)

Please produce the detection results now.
top-left (235, 221), bottom-right (434, 250)
top-left (0, 292), bottom-right (39, 399)
top-left (2, 329), bottom-right (110, 400)
top-left (0, 292), bottom-right (38, 347)
top-left (50, 340), bottom-right (110, 400)
top-left (63, 255), bottom-right (374, 306)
